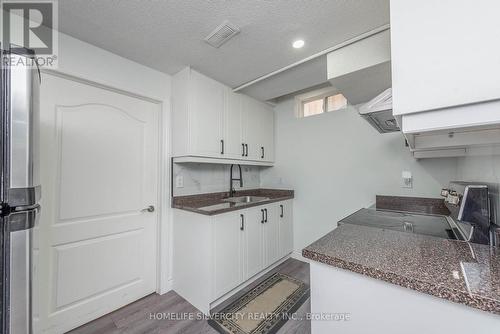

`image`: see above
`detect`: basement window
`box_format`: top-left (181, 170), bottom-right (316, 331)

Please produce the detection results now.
top-left (296, 88), bottom-right (347, 118)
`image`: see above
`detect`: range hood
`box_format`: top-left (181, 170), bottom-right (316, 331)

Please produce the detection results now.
top-left (358, 88), bottom-right (400, 133)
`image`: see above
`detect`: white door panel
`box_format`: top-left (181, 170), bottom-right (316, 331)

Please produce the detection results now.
top-left (36, 74), bottom-right (159, 334)
top-left (57, 104), bottom-right (145, 220)
top-left (53, 230), bottom-right (143, 309)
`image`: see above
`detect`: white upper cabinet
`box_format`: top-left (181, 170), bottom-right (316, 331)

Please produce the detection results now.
top-left (259, 104), bottom-right (275, 162)
top-left (242, 95), bottom-right (275, 162)
top-left (390, 1), bottom-right (500, 116)
top-left (172, 67), bottom-right (224, 158)
top-left (190, 71), bottom-right (225, 156)
top-left (223, 88), bottom-right (244, 159)
top-left (391, 1), bottom-right (500, 156)
top-left (173, 67), bottom-right (274, 164)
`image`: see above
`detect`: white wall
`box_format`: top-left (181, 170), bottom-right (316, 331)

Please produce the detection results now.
top-left (261, 98), bottom-right (458, 253)
top-left (456, 153), bottom-right (500, 184)
top-left (173, 163), bottom-right (261, 196)
top-left (57, 32), bottom-right (171, 101)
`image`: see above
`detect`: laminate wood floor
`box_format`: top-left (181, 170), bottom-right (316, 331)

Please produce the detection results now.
top-left (67, 258), bottom-right (310, 334)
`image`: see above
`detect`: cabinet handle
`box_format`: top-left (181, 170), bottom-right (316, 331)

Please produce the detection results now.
top-left (242, 143), bottom-right (245, 157)
top-left (240, 214), bottom-right (244, 231)
top-left (261, 147), bottom-right (264, 159)
top-left (245, 144), bottom-right (249, 157)
top-left (221, 139), bottom-right (224, 155)
top-left (264, 208), bottom-right (268, 222)
top-left (261, 209), bottom-right (265, 224)
top-left (280, 205), bottom-right (284, 218)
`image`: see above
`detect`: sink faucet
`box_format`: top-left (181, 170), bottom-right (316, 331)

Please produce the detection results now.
top-left (229, 164), bottom-right (243, 197)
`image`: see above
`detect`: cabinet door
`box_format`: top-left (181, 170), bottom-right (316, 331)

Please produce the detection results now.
top-left (190, 70), bottom-right (224, 157)
top-left (224, 88), bottom-right (244, 159)
top-left (391, 1), bottom-right (500, 115)
top-left (263, 205), bottom-right (280, 267)
top-left (241, 96), bottom-right (264, 160)
top-left (214, 212), bottom-right (243, 298)
top-left (259, 105), bottom-right (274, 162)
top-left (243, 207), bottom-right (264, 280)
top-left (278, 201), bottom-right (293, 258)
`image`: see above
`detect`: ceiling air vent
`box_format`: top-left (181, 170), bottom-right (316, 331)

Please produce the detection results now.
top-left (204, 21), bottom-right (240, 48)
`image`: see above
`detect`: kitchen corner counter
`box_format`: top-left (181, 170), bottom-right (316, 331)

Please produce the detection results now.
top-left (302, 224), bottom-right (500, 315)
top-left (172, 189), bottom-right (294, 215)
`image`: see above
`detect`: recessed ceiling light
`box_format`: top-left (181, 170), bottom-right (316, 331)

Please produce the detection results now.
top-left (292, 40), bottom-right (305, 49)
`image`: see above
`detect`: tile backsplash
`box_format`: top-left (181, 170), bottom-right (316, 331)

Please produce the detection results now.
top-left (173, 163), bottom-right (262, 196)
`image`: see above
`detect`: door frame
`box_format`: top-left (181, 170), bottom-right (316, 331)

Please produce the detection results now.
top-left (40, 69), bottom-right (173, 295)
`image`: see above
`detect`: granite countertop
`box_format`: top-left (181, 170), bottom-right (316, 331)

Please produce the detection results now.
top-left (303, 224), bottom-right (500, 315)
top-left (172, 189), bottom-right (294, 215)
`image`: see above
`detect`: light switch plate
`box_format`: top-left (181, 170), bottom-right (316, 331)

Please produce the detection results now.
top-left (401, 171), bottom-right (413, 188)
top-left (175, 175), bottom-right (184, 188)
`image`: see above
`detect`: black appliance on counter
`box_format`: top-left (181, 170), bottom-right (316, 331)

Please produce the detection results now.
top-left (442, 181), bottom-right (499, 246)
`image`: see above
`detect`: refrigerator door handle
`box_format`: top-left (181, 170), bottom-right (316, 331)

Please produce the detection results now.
top-left (7, 186), bottom-right (41, 209)
top-left (6, 51), bottom-right (41, 207)
top-left (7, 207), bottom-right (39, 231)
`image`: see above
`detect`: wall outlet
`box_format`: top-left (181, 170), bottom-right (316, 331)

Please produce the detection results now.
top-left (401, 171), bottom-right (413, 188)
top-left (175, 175), bottom-right (184, 188)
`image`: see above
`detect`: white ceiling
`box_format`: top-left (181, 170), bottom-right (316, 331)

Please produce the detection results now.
top-left (59, 0), bottom-right (390, 89)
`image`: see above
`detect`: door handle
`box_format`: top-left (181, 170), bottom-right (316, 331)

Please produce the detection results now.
top-left (261, 147), bottom-right (264, 159)
top-left (280, 205), bottom-right (284, 218)
top-left (264, 208), bottom-right (268, 222)
top-left (240, 214), bottom-right (244, 231)
top-left (245, 144), bottom-right (249, 157)
top-left (221, 139), bottom-right (224, 155)
top-left (261, 209), bottom-right (265, 223)
top-left (141, 205), bottom-right (155, 213)
top-left (242, 143), bottom-right (245, 157)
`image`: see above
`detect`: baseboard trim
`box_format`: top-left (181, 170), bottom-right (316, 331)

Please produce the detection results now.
top-left (209, 255), bottom-right (292, 312)
top-left (158, 278), bottom-right (174, 295)
top-left (291, 250), bottom-right (310, 263)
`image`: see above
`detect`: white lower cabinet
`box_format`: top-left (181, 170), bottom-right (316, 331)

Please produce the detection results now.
top-left (213, 211), bottom-right (244, 298)
top-left (244, 208), bottom-right (264, 280)
top-left (173, 200), bottom-right (293, 314)
top-left (278, 200), bottom-right (294, 259)
top-left (263, 205), bottom-right (280, 267)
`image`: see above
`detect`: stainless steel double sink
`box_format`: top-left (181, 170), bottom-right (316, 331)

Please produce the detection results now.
top-left (222, 196), bottom-right (270, 204)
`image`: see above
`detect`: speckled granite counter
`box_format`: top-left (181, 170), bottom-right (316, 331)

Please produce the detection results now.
top-left (172, 189), bottom-right (294, 215)
top-left (303, 224), bottom-right (500, 315)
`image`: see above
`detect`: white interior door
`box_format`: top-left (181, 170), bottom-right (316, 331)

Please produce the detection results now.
top-left (35, 74), bottom-right (160, 334)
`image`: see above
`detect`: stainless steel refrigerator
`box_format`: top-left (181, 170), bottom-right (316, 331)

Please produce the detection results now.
top-left (1, 46), bottom-right (41, 334)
